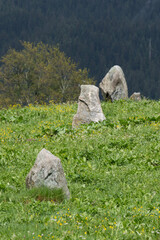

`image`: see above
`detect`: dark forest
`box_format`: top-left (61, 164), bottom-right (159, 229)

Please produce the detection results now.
top-left (0, 0), bottom-right (160, 99)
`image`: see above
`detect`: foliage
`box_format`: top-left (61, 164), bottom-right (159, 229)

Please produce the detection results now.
top-left (27, 187), bottom-right (65, 203)
top-left (0, 100), bottom-right (160, 239)
top-left (0, 42), bottom-right (94, 106)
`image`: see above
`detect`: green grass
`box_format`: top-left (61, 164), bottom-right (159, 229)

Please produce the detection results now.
top-left (0, 100), bottom-right (160, 239)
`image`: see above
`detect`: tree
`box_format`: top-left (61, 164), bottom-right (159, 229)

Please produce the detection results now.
top-left (0, 42), bottom-right (94, 106)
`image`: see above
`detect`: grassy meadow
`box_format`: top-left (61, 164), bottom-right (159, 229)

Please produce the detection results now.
top-left (0, 100), bottom-right (160, 239)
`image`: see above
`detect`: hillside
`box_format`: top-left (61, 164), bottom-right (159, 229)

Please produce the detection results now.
top-left (0, 100), bottom-right (160, 239)
top-left (0, 0), bottom-right (160, 99)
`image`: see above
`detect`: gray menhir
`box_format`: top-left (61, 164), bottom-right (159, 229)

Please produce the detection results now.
top-left (72, 85), bottom-right (106, 128)
top-left (99, 65), bottom-right (128, 102)
top-left (26, 148), bottom-right (70, 199)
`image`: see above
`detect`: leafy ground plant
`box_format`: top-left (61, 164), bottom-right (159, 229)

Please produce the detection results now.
top-left (27, 187), bottom-right (65, 203)
top-left (0, 100), bottom-right (160, 239)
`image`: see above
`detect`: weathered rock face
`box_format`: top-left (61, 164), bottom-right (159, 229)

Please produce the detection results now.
top-left (26, 149), bottom-right (70, 199)
top-left (72, 85), bottom-right (106, 128)
top-left (130, 92), bottom-right (141, 101)
top-left (99, 65), bottom-right (128, 102)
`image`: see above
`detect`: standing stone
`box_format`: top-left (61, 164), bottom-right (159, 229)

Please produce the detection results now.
top-left (99, 65), bottom-right (128, 101)
top-left (72, 85), bottom-right (106, 128)
top-left (130, 92), bottom-right (141, 101)
top-left (26, 149), bottom-right (70, 199)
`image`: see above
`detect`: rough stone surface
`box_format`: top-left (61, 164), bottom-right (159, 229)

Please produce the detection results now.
top-left (99, 65), bottom-right (128, 101)
top-left (72, 85), bottom-right (106, 128)
top-left (26, 149), bottom-right (70, 199)
top-left (130, 92), bottom-right (141, 101)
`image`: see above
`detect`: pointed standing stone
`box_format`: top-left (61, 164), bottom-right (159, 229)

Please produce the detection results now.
top-left (99, 65), bottom-right (128, 102)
